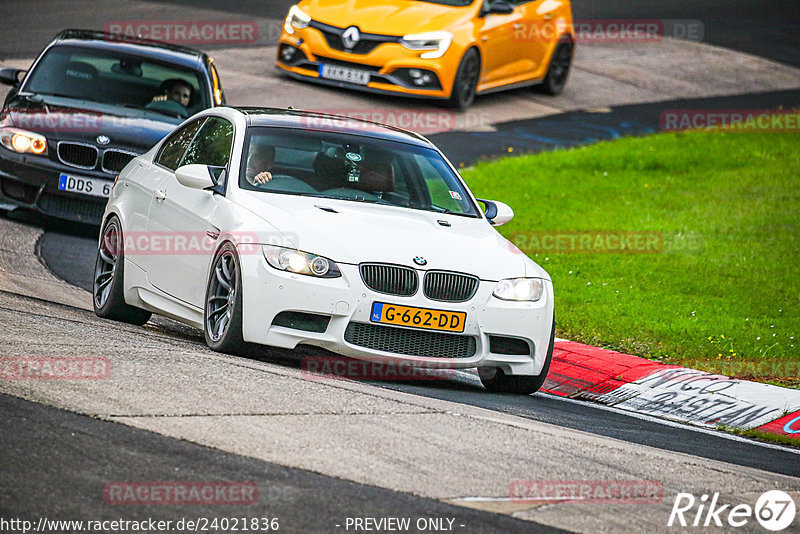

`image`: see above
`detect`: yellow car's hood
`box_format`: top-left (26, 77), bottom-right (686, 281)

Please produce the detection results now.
top-left (300, 0), bottom-right (474, 35)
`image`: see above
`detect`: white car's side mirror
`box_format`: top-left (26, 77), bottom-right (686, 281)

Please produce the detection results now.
top-left (175, 164), bottom-right (215, 190)
top-left (491, 201), bottom-right (515, 226)
top-left (478, 199), bottom-right (515, 226)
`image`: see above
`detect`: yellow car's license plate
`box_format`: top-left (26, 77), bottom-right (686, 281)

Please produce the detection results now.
top-left (370, 302), bottom-right (466, 333)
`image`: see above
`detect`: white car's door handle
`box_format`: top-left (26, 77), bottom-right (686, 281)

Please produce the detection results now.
top-left (154, 188), bottom-right (167, 202)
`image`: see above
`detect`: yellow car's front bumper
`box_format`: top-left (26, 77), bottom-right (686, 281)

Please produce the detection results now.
top-left (276, 25), bottom-right (461, 100)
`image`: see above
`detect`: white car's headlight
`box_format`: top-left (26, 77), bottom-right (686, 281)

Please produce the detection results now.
top-left (401, 31), bottom-right (453, 59)
top-left (0, 127), bottom-right (47, 155)
top-left (284, 5), bottom-right (311, 34)
top-left (493, 278), bottom-right (544, 302)
top-left (263, 245), bottom-right (341, 278)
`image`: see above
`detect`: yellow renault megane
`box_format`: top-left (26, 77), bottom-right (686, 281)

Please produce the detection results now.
top-left (276, 0), bottom-right (575, 109)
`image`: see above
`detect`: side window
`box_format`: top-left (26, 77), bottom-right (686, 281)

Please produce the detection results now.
top-left (180, 117), bottom-right (234, 168)
top-left (155, 119), bottom-right (205, 170)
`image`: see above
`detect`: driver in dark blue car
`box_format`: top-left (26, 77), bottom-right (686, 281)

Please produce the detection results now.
top-left (151, 79), bottom-right (192, 107)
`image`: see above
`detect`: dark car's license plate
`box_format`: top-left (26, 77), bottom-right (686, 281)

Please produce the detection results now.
top-left (58, 173), bottom-right (110, 198)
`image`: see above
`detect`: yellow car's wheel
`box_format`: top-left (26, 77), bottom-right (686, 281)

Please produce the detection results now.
top-left (539, 39), bottom-right (573, 95)
top-left (448, 48), bottom-right (480, 110)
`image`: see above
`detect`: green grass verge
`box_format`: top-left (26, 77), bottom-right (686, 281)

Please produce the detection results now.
top-left (461, 130), bottom-right (800, 386)
top-left (716, 425), bottom-right (800, 448)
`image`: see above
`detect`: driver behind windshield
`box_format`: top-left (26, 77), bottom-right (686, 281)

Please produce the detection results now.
top-left (245, 144), bottom-right (276, 185)
top-left (150, 79), bottom-right (192, 108)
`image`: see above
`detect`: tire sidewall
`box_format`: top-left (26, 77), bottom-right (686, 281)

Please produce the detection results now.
top-left (542, 39), bottom-right (573, 95)
top-left (450, 48), bottom-right (480, 110)
top-left (93, 216), bottom-right (123, 315)
top-left (204, 242), bottom-right (245, 352)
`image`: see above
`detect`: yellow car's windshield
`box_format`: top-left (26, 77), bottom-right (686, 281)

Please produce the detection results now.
top-left (413, 0), bottom-right (474, 6)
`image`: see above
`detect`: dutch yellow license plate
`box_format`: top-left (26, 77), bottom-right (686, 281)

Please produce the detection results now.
top-left (370, 302), bottom-right (466, 333)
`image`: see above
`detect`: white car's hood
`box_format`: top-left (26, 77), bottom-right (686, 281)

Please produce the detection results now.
top-left (237, 193), bottom-right (548, 281)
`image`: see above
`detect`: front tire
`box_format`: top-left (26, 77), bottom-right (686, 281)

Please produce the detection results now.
top-left (93, 216), bottom-right (152, 325)
top-left (204, 242), bottom-right (247, 354)
top-left (479, 315), bottom-right (555, 394)
top-left (537, 39), bottom-right (573, 95)
top-left (448, 48), bottom-right (480, 110)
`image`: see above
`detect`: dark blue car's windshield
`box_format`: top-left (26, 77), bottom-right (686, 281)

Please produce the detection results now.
top-left (24, 45), bottom-right (209, 116)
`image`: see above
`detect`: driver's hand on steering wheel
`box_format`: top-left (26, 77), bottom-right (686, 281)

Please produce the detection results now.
top-left (254, 171), bottom-right (273, 184)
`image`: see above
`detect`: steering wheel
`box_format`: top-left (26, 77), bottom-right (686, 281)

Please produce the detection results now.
top-left (144, 99), bottom-right (190, 119)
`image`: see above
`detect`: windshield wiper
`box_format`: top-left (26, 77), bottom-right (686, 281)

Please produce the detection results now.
top-left (429, 205), bottom-right (480, 218)
top-left (303, 193), bottom-right (393, 205)
top-left (35, 92), bottom-right (90, 100)
top-left (429, 206), bottom-right (459, 214)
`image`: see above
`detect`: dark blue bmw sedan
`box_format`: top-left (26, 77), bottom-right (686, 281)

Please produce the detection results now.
top-left (0, 29), bottom-right (226, 223)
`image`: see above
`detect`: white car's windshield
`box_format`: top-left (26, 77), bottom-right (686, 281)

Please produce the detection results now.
top-left (240, 127), bottom-right (481, 217)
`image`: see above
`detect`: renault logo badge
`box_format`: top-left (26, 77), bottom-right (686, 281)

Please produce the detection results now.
top-left (342, 26), bottom-right (361, 50)
top-left (413, 257), bottom-right (427, 266)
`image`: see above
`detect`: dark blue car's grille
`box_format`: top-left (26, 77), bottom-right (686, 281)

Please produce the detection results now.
top-left (102, 149), bottom-right (138, 173)
top-left (57, 142), bottom-right (98, 169)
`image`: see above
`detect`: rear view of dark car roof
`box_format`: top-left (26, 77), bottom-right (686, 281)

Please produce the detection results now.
top-left (52, 29), bottom-right (207, 68)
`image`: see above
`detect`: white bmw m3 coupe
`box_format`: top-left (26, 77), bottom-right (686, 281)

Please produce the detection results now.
top-left (93, 107), bottom-right (555, 393)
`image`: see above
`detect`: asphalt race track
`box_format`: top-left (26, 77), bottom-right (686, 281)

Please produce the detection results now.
top-left (1, 1), bottom-right (799, 532)
top-left (18, 221), bottom-right (800, 481)
top-left (1, 394), bottom-right (561, 534)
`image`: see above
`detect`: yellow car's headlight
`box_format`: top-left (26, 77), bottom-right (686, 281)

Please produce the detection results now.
top-left (401, 31), bottom-right (453, 59)
top-left (284, 5), bottom-right (311, 35)
top-left (0, 127), bottom-right (47, 155)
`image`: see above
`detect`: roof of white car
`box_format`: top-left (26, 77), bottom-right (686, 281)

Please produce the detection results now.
top-left (232, 107), bottom-right (433, 147)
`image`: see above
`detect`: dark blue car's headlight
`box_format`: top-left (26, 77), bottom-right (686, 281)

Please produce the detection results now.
top-left (0, 127), bottom-right (48, 155)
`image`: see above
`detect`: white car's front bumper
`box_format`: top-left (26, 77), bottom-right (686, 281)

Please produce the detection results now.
top-left (239, 251), bottom-right (554, 376)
